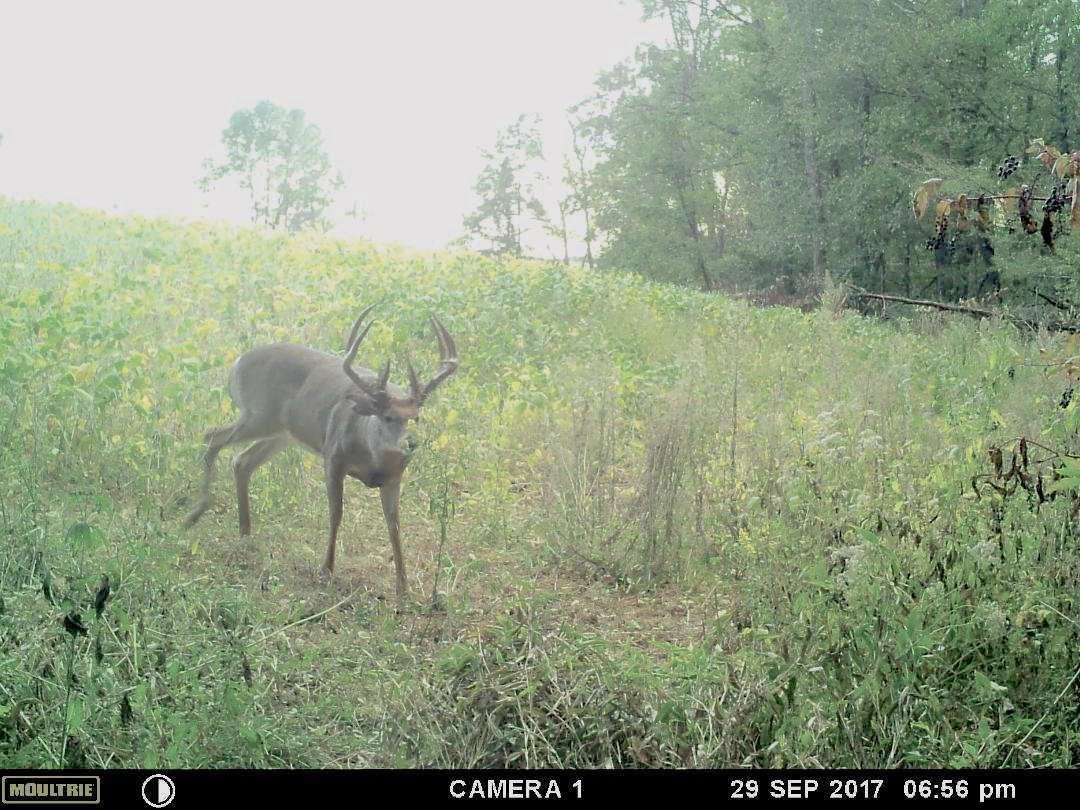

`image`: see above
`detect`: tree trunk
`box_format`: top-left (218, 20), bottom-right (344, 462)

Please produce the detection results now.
top-left (903, 243), bottom-right (912, 296)
top-left (1056, 14), bottom-right (1070, 151)
top-left (559, 201), bottom-right (570, 265)
top-left (675, 185), bottom-right (713, 291)
top-left (786, 0), bottom-right (826, 282)
top-left (568, 120), bottom-right (596, 269)
top-left (800, 89), bottom-right (826, 281)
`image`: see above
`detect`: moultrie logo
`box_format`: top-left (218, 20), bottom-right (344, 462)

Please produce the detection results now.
top-left (2, 776), bottom-right (100, 805)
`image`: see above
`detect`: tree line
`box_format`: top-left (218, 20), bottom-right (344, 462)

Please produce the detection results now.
top-left (204, 1), bottom-right (1079, 303)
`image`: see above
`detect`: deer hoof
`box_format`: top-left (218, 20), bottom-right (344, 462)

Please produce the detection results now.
top-left (183, 504), bottom-right (206, 528)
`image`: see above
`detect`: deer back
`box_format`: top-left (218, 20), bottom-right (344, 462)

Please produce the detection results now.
top-left (229, 343), bottom-right (409, 454)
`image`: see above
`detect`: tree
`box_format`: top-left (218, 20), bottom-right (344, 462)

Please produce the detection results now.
top-left (568, 0), bottom-right (1080, 302)
top-left (575, 1), bottom-right (738, 290)
top-left (199, 100), bottom-right (343, 233)
top-left (462, 115), bottom-right (547, 256)
top-left (562, 116), bottom-right (598, 269)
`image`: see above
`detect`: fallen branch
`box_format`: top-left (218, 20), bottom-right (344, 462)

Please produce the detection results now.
top-left (1032, 288), bottom-right (1076, 313)
top-left (854, 290), bottom-right (994, 318)
top-left (852, 289), bottom-right (1080, 333)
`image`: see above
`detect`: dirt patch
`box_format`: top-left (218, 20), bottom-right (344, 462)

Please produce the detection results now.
top-left (189, 497), bottom-right (721, 659)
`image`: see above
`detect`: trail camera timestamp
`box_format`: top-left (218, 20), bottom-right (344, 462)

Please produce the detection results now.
top-left (729, 778), bottom-right (1019, 802)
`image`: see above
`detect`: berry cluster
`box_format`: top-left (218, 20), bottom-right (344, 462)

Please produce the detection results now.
top-left (925, 231), bottom-right (946, 250)
top-left (997, 155), bottom-right (1021, 179)
top-left (1044, 182), bottom-right (1070, 214)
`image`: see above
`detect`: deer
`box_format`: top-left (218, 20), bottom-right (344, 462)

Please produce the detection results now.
top-left (183, 304), bottom-right (459, 604)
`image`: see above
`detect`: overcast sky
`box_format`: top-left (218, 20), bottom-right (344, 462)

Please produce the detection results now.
top-left (0, 0), bottom-right (664, 251)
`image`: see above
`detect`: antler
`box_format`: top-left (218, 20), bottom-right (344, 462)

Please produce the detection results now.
top-left (408, 315), bottom-right (459, 404)
top-left (342, 305), bottom-right (389, 401)
top-left (343, 304), bottom-right (376, 352)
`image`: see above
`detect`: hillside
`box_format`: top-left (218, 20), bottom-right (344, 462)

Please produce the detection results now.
top-left (0, 199), bottom-right (1077, 767)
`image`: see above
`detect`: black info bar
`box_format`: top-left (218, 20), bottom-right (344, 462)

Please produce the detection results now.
top-left (2, 769), bottom-right (1076, 807)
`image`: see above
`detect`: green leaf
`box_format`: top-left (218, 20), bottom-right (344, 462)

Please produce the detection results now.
top-left (67, 698), bottom-right (85, 732)
top-left (65, 522), bottom-right (106, 550)
top-left (802, 559), bottom-right (832, 590)
top-left (974, 671), bottom-right (1007, 697)
top-left (1045, 476), bottom-right (1080, 495)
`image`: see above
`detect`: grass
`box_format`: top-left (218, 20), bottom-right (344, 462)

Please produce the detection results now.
top-left (0, 197), bottom-right (1077, 768)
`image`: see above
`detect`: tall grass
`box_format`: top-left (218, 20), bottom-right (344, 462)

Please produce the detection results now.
top-left (1, 198), bottom-right (1077, 767)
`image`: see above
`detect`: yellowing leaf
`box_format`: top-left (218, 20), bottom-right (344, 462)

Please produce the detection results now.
top-left (1066, 151), bottom-right (1080, 178)
top-left (69, 363), bottom-right (95, 385)
top-left (912, 178), bottom-right (942, 220)
top-left (1037, 148), bottom-right (1059, 170)
top-left (194, 319), bottom-right (219, 338)
top-left (932, 199), bottom-right (952, 236)
top-left (955, 194), bottom-right (970, 230)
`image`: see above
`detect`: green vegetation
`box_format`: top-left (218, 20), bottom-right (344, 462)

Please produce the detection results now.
top-left (1, 198), bottom-right (1078, 768)
top-left (538, 0), bottom-right (1080, 306)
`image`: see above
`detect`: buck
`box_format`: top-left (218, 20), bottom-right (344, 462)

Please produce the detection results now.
top-left (184, 305), bottom-right (459, 602)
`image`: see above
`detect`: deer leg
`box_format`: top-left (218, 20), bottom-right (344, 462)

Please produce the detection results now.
top-left (184, 414), bottom-right (277, 528)
top-left (232, 435), bottom-right (289, 536)
top-left (184, 421), bottom-right (240, 527)
top-left (379, 478), bottom-right (408, 603)
top-left (319, 459), bottom-right (346, 582)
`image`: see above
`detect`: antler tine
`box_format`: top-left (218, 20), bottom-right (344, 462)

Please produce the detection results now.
top-left (418, 315), bottom-right (459, 403)
top-left (433, 315), bottom-right (458, 360)
top-left (342, 322), bottom-right (374, 389)
top-left (343, 305), bottom-right (379, 394)
top-left (405, 355), bottom-right (422, 401)
top-left (344, 304), bottom-right (377, 352)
